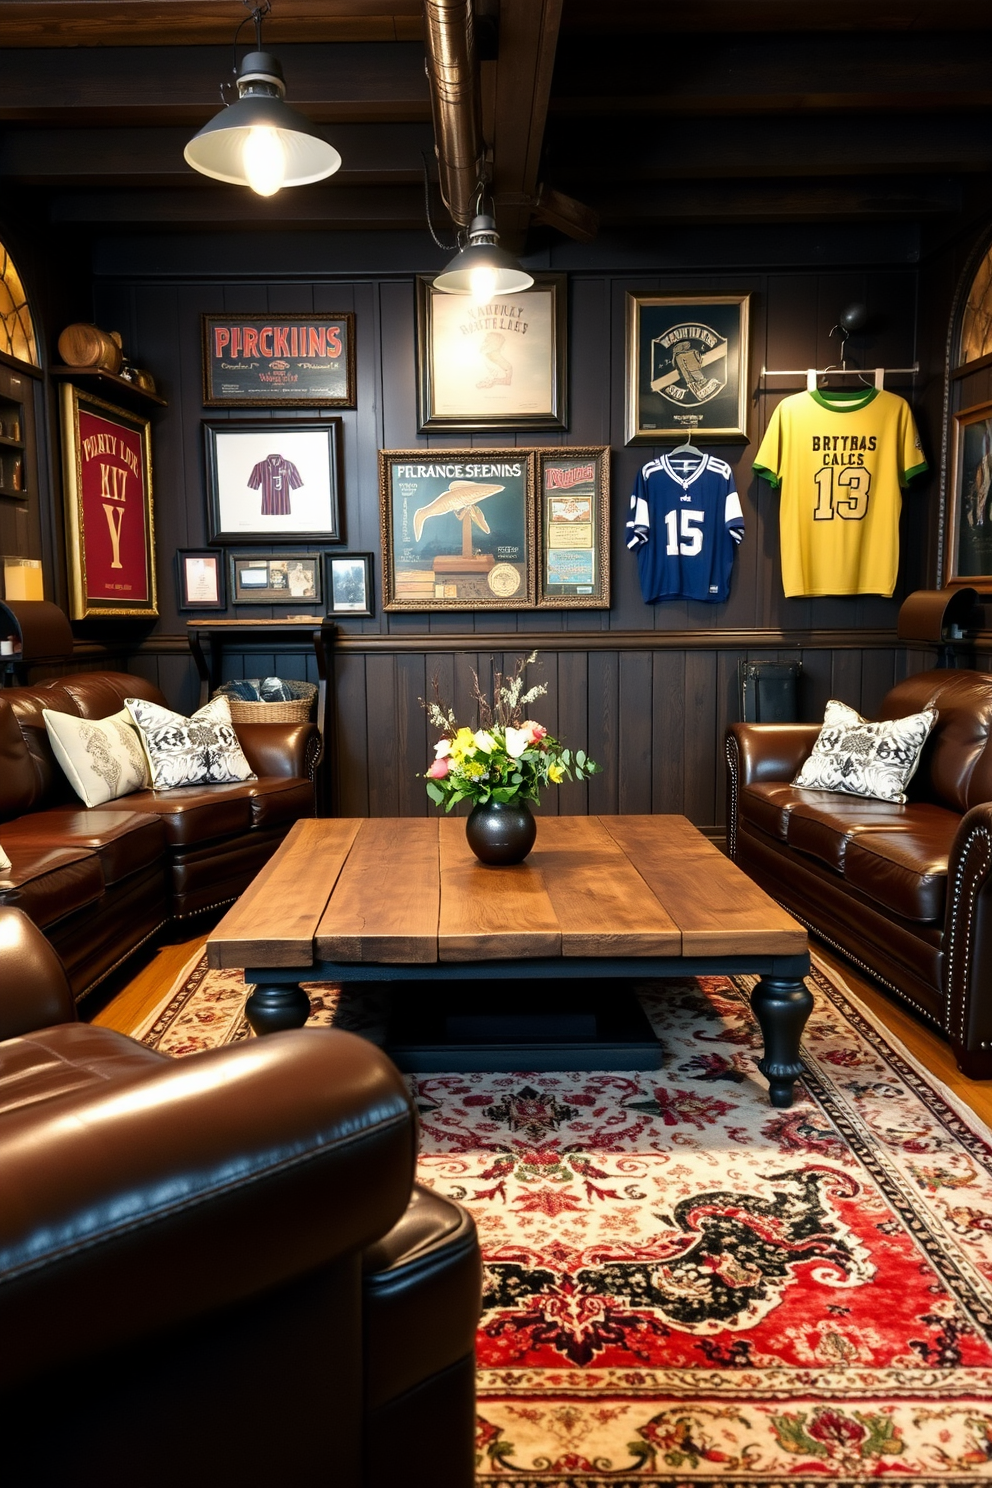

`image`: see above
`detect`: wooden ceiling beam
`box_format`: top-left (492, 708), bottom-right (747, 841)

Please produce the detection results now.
top-left (48, 183), bottom-right (428, 227)
top-left (489, 0), bottom-right (563, 248)
top-left (0, 2), bottom-right (423, 46)
top-left (0, 43), bottom-right (429, 124)
top-left (579, 176), bottom-right (963, 223)
top-left (559, 1), bottom-right (992, 33)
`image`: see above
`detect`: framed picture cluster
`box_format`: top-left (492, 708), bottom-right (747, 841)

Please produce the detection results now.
top-left (379, 446), bottom-right (609, 612)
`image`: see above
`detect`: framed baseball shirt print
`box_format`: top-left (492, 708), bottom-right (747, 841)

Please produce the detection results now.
top-left (625, 292), bottom-right (751, 444)
top-left (203, 419), bottom-right (342, 544)
top-left (60, 383), bottom-right (158, 619)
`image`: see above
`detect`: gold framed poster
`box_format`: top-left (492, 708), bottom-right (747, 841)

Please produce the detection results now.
top-left (536, 446), bottom-right (610, 608)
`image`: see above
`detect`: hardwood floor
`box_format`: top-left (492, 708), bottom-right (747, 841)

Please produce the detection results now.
top-left (90, 929), bottom-right (992, 1131)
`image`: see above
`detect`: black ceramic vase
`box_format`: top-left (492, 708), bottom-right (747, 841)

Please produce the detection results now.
top-left (465, 799), bottom-right (537, 865)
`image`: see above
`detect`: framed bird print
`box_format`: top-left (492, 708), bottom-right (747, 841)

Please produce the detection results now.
top-left (625, 292), bottom-right (751, 444)
top-left (379, 448), bottom-right (536, 610)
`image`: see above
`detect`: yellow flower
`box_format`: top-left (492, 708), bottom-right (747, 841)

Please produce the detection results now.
top-left (548, 761), bottom-right (565, 784)
top-left (449, 726), bottom-right (476, 762)
top-left (462, 759), bottom-right (487, 779)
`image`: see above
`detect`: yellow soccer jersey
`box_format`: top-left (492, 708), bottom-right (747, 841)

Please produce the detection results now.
top-left (753, 387), bottom-right (927, 598)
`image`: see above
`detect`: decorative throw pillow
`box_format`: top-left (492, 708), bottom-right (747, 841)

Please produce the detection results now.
top-left (0, 843), bottom-right (10, 872)
top-left (793, 698), bottom-right (936, 804)
top-left (43, 707), bottom-right (151, 808)
top-left (125, 695), bottom-right (255, 791)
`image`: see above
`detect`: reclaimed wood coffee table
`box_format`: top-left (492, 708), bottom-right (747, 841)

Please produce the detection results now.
top-left (207, 814), bottom-right (811, 1107)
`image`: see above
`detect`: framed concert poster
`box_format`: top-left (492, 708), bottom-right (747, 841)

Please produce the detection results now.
top-left (204, 419), bottom-right (342, 544)
top-left (176, 549), bottom-right (225, 610)
top-left (415, 274), bottom-right (567, 433)
top-left (202, 313), bottom-right (355, 407)
top-left (535, 446), bottom-right (610, 608)
top-left (326, 552), bottom-right (374, 617)
top-left (380, 448), bottom-right (535, 610)
top-left (946, 399), bottom-right (992, 587)
top-left (229, 552), bottom-right (323, 605)
top-left (59, 383), bottom-right (157, 619)
top-left (625, 292), bottom-right (751, 444)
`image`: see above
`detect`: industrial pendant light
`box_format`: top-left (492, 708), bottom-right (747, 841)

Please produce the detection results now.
top-left (433, 186), bottom-right (534, 297)
top-left (184, 3), bottom-right (341, 197)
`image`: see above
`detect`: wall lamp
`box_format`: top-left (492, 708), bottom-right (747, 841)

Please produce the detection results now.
top-left (184, 2), bottom-right (341, 198)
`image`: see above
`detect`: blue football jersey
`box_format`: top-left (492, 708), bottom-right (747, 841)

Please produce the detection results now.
top-left (626, 452), bottom-right (744, 603)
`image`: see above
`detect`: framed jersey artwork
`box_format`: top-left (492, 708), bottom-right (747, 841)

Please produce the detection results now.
top-left (946, 400), bottom-right (992, 588)
top-left (415, 274), bottom-right (567, 433)
top-left (203, 419), bottom-right (342, 544)
top-left (379, 447), bottom-right (535, 610)
top-left (625, 292), bottom-right (751, 445)
top-left (535, 446), bottom-right (610, 608)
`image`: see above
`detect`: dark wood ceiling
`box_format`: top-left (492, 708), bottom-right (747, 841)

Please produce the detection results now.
top-left (1, 0), bottom-right (990, 243)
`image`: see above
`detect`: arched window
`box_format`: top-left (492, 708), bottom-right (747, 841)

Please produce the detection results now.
top-left (958, 243), bottom-right (992, 370)
top-left (0, 244), bottom-right (39, 368)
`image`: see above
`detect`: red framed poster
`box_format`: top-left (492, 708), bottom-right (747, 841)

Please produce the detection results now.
top-left (60, 384), bottom-right (157, 619)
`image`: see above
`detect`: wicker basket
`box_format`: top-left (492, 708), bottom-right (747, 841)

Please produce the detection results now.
top-left (227, 697), bottom-right (314, 725)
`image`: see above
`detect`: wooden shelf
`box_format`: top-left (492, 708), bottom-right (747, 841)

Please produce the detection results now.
top-left (0, 436), bottom-right (24, 450)
top-left (49, 366), bottom-right (168, 408)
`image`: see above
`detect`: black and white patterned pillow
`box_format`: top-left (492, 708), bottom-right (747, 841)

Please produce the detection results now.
top-left (793, 699), bottom-right (936, 804)
top-left (125, 695), bottom-right (255, 791)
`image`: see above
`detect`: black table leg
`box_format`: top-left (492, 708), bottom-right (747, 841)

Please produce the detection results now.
top-left (245, 982), bottom-right (312, 1036)
top-left (750, 974), bottom-right (814, 1108)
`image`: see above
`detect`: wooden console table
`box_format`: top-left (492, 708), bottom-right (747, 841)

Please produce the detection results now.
top-left (186, 618), bottom-right (336, 812)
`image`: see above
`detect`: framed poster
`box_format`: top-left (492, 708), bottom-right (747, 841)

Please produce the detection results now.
top-left (946, 399), bottom-right (992, 586)
top-left (415, 273), bottom-right (567, 432)
top-left (625, 292), bottom-right (751, 444)
top-left (229, 552), bottom-right (322, 605)
top-left (204, 419), bottom-right (342, 544)
top-left (59, 383), bottom-right (157, 619)
top-left (176, 549), bottom-right (225, 610)
top-left (536, 446), bottom-right (610, 608)
top-left (202, 313), bottom-right (355, 407)
top-left (326, 552), bottom-right (374, 616)
top-left (380, 449), bottom-right (535, 610)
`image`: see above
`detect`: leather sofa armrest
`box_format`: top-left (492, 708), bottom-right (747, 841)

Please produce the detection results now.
top-left (0, 907), bottom-right (76, 1040)
top-left (944, 803), bottom-right (992, 1074)
top-left (0, 1027), bottom-right (415, 1387)
top-left (725, 722), bottom-right (821, 858)
top-left (234, 720), bottom-right (321, 781)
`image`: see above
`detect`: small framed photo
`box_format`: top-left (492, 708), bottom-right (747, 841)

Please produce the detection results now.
top-left (536, 446), bottom-right (610, 608)
top-left (415, 273), bottom-right (567, 432)
top-left (625, 292), bottom-right (751, 444)
top-left (326, 552), bottom-right (374, 616)
top-left (229, 552), bottom-right (323, 605)
top-left (202, 312), bottom-right (355, 407)
top-left (204, 419), bottom-right (342, 544)
top-left (946, 399), bottom-right (992, 586)
top-left (59, 383), bottom-right (158, 619)
top-left (380, 448), bottom-right (536, 611)
top-left (176, 548), bottom-right (225, 610)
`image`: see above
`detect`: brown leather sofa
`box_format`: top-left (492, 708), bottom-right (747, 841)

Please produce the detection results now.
top-left (726, 667), bottom-right (992, 1078)
top-left (0, 905), bottom-right (481, 1488)
top-left (0, 670), bottom-right (320, 1000)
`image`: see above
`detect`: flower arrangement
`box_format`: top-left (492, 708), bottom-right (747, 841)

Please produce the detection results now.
top-left (422, 651), bottom-right (600, 811)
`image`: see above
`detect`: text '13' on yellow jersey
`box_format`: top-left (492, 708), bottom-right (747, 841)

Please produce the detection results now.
top-left (752, 386), bottom-right (927, 599)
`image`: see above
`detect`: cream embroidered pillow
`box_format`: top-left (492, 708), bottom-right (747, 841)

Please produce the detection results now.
top-left (0, 843), bottom-right (10, 871)
top-left (43, 707), bottom-right (151, 808)
top-left (125, 695), bottom-right (255, 790)
top-left (793, 699), bottom-right (936, 804)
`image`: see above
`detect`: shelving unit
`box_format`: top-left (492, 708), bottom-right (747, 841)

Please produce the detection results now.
top-left (0, 367), bottom-right (29, 500)
top-left (49, 365), bottom-right (168, 409)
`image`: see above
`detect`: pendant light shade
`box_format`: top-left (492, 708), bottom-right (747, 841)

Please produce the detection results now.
top-left (184, 51), bottom-right (341, 196)
top-left (433, 214), bottom-right (534, 296)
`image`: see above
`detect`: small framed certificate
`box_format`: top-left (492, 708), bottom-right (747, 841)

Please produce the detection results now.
top-left (536, 447), bottom-right (610, 608)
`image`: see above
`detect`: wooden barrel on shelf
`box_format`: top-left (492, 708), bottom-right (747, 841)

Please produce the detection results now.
top-left (56, 324), bottom-right (123, 374)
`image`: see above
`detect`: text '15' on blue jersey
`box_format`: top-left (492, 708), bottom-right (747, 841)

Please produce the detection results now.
top-left (626, 452), bottom-right (744, 603)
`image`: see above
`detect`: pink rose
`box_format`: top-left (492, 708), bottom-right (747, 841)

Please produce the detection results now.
top-left (427, 757), bottom-right (450, 779)
top-left (521, 720), bottom-right (547, 743)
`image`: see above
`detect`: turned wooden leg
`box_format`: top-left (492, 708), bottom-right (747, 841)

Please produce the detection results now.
top-left (750, 975), bottom-right (814, 1108)
top-left (244, 982), bottom-right (312, 1036)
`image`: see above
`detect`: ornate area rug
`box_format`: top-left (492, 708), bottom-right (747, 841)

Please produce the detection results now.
top-left (138, 954), bottom-right (992, 1484)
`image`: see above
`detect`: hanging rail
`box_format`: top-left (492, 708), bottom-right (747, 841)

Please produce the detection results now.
top-left (759, 364), bottom-right (919, 390)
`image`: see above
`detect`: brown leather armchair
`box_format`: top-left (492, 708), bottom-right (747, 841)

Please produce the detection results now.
top-left (0, 907), bottom-right (481, 1488)
top-left (726, 667), bottom-right (992, 1078)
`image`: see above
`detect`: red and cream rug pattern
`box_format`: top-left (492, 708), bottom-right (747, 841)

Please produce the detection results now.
top-left (139, 955), bottom-right (992, 1485)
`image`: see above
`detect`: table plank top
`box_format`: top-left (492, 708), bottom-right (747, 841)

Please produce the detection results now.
top-left (207, 814), bottom-right (806, 968)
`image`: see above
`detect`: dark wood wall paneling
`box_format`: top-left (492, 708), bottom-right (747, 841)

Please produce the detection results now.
top-left (83, 251), bottom-right (932, 829)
